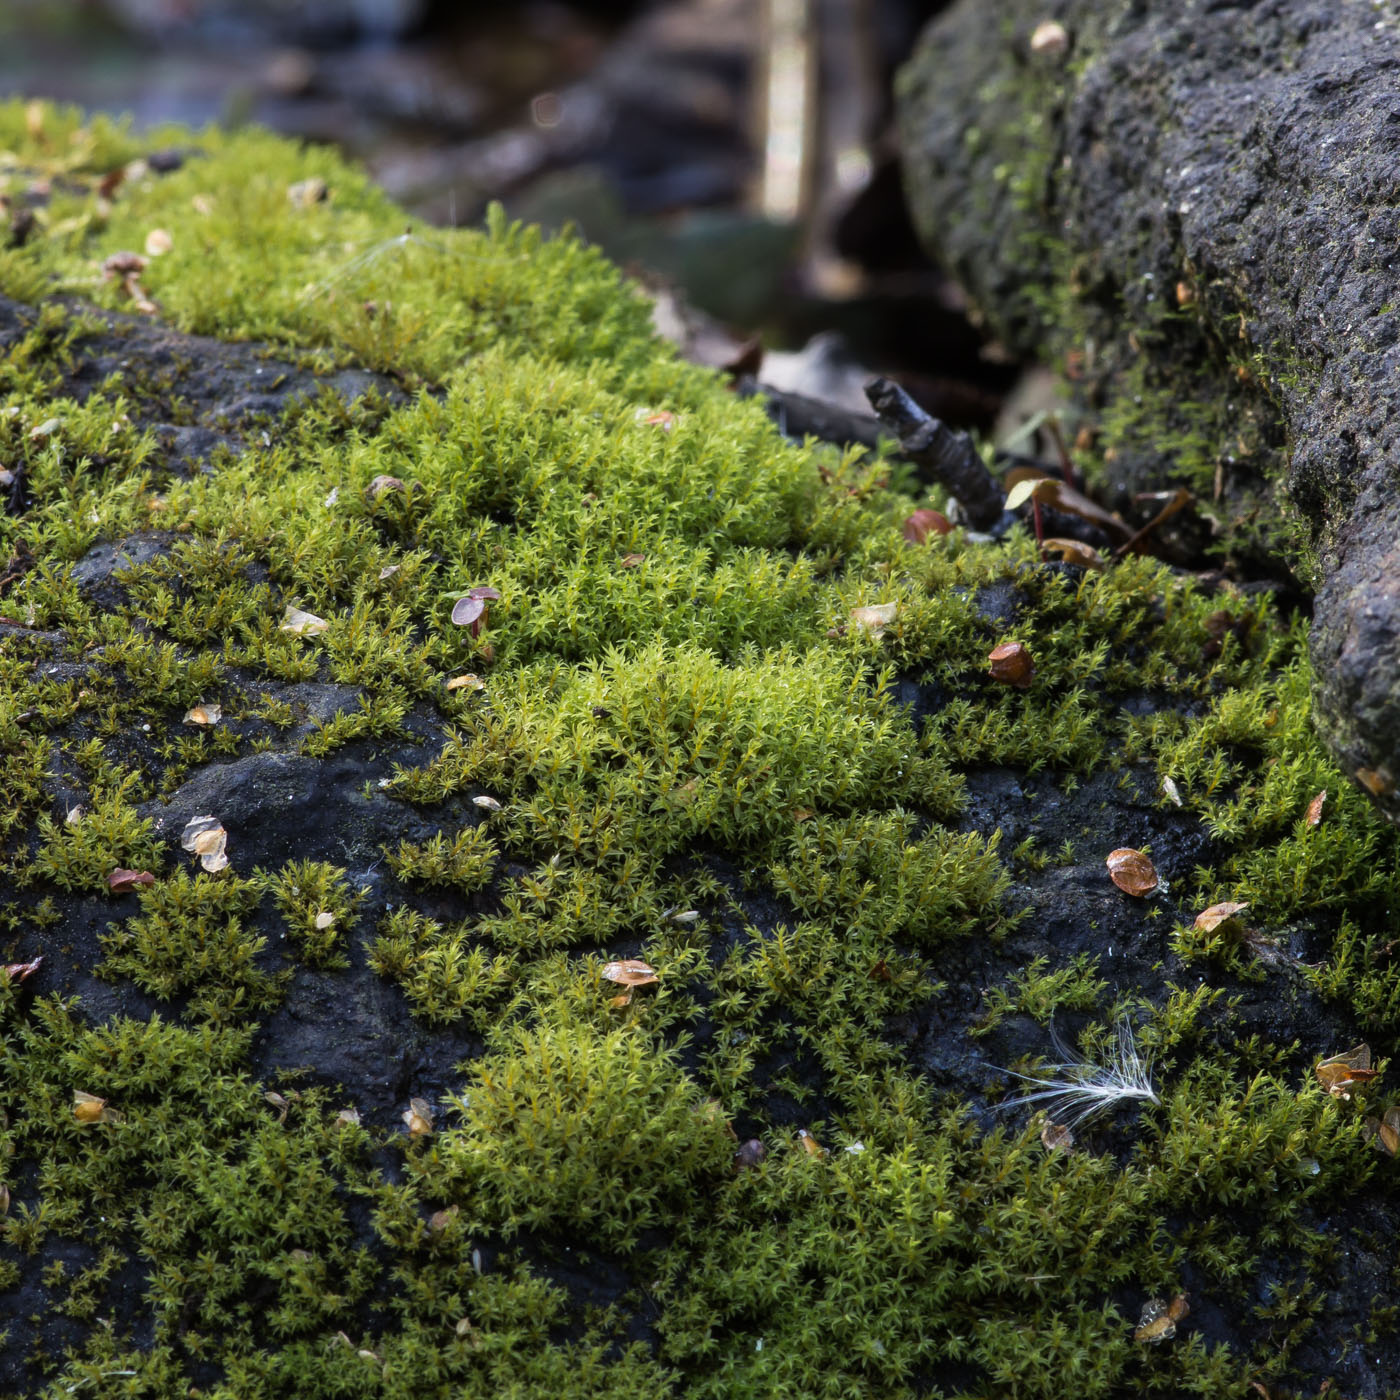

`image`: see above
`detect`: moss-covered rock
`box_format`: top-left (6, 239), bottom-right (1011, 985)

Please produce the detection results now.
top-left (2, 100), bottom-right (1400, 1397)
top-left (897, 0), bottom-right (1400, 827)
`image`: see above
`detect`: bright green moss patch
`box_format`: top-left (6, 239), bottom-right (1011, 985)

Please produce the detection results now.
top-left (3, 100), bottom-right (1400, 1398)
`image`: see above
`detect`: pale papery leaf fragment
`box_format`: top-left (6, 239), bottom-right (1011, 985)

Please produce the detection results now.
top-left (182, 702), bottom-right (221, 726)
top-left (850, 602), bottom-right (897, 638)
top-left (602, 959), bottom-right (659, 988)
top-left (280, 605), bottom-right (329, 636)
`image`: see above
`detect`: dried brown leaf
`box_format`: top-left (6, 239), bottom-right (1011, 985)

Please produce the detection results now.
top-left (903, 508), bottom-right (951, 544)
top-left (2, 956), bottom-right (42, 983)
top-left (1193, 901), bottom-right (1249, 933)
top-left (107, 868), bottom-right (156, 894)
top-left (988, 641), bottom-right (1035, 689)
top-left (1040, 1119), bottom-right (1075, 1153)
top-left (733, 1138), bottom-right (766, 1170)
top-left (1040, 537), bottom-right (1105, 569)
top-left (1305, 790), bottom-right (1327, 828)
top-left (1106, 848), bottom-right (1159, 897)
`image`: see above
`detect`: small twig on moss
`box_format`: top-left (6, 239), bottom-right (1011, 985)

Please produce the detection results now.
top-left (993, 1016), bottom-right (1160, 1127)
top-left (864, 376), bottom-right (1004, 529)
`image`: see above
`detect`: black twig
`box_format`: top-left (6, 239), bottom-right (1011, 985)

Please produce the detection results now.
top-left (864, 377), bottom-right (1005, 529)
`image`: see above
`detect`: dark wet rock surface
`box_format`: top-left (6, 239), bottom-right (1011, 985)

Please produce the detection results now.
top-left (898, 0), bottom-right (1400, 824)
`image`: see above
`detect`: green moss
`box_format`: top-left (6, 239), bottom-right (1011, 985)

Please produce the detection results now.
top-left (1, 99), bottom-right (1399, 1399)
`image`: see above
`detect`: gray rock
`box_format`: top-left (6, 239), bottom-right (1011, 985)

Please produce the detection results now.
top-left (897, 0), bottom-right (1400, 819)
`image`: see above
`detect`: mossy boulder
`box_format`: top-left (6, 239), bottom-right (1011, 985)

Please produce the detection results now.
top-left (897, 0), bottom-right (1400, 823)
top-left (3, 100), bottom-right (1400, 1396)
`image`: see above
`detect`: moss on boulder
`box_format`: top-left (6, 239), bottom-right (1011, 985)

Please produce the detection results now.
top-left (897, 0), bottom-right (1400, 828)
top-left (1, 101), bottom-right (1400, 1397)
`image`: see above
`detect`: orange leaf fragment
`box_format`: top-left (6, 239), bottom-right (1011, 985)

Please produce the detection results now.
top-left (182, 702), bottom-right (221, 726)
top-left (798, 1128), bottom-right (824, 1157)
top-left (639, 410), bottom-right (676, 431)
top-left (1305, 790), bottom-right (1327, 827)
top-left (107, 868), bottom-right (155, 894)
top-left (903, 508), bottom-right (951, 543)
top-left (987, 641), bottom-right (1035, 689)
top-left (1193, 901), bottom-right (1248, 933)
top-left (608, 992), bottom-right (633, 1009)
top-left (1106, 848), bottom-right (1159, 897)
top-left (602, 959), bottom-right (659, 989)
top-left (1316, 1044), bottom-right (1380, 1099)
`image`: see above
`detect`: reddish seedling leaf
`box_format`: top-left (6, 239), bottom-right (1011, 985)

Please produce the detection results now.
top-left (451, 587), bottom-right (501, 636)
top-left (107, 868), bottom-right (156, 894)
top-left (1106, 848), bottom-right (1159, 896)
top-left (903, 508), bottom-right (951, 544)
top-left (2, 956), bottom-right (42, 982)
top-left (988, 641), bottom-right (1035, 689)
top-left (602, 959), bottom-right (659, 988)
top-left (1193, 901), bottom-right (1248, 933)
top-left (1305, 790), bottom-right (1327, 827)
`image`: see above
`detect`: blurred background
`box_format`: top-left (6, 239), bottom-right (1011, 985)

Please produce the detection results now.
top-left (0, 0), bottom-right (1027, 437)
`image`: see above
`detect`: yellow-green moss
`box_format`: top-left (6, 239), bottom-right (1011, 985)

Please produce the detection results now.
top-left (1, 100), bottom-right (1399, 1399)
